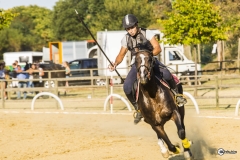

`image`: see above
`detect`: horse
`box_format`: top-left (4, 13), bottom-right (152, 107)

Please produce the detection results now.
top-left (133, 50), bottom-right (193, 159)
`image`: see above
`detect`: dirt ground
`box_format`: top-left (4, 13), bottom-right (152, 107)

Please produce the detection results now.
top-left (0, 108), bottom-right (239, 160)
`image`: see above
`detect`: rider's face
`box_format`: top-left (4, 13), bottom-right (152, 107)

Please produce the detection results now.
top-left (126, 24), bottom-right (138, 36)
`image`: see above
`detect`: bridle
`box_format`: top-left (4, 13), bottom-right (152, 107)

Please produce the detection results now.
top-left (135, 50), bottom-right (155, 80)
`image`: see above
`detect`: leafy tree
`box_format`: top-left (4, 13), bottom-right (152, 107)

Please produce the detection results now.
top-left (0, 28), bottom-right (22, 52)
top-left (212, 0), bottom-right (240, 59)
top-left (160, 0), bottom-right (228, 45)
top-left (52, 0), bottom-right (92, 41)
top-left (52, 0), bottom-right (154, 40)
top-left (148, 0), bottom-right (173, 29)
top-left (91, 0), bottom-right (154, 32)
top-left (0, 9), bottom-right (17, 31)
top-left (11, 6), bottom-right (54, 51)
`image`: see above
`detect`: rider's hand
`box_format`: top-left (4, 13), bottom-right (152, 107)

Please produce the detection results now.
top-left (108, 62), bottom-right (117, 72)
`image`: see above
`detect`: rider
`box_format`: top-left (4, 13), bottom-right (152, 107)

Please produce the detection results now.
top-left (109, 14), bottom-right (187, 124)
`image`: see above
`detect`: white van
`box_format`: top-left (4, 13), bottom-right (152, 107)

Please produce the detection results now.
top-left (3, 51), bottom-right (43, 66)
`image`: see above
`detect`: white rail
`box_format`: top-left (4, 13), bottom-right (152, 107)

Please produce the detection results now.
top-left (183, 92), bottom-right (200, 114)
top-left (31, 92), bottom-right (64, 110)
top-left (235, 100), bottom-right (240, 116)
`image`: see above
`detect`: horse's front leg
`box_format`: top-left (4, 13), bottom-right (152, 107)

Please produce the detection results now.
top-left (177, 83), bottom-right (185, 130)
top-left (172, 110), bottom-right (193, 159)
top-left (152, 125), bottom-right (180, 158)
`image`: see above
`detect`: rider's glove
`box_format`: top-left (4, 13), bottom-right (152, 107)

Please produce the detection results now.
top-left (108, 62), bottom-right (117, 72)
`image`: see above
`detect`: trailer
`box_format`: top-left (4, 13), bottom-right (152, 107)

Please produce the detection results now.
top-left (3, 51), bottom-right (43, 66)
top-left (48, 40), bottom-right (97, 64)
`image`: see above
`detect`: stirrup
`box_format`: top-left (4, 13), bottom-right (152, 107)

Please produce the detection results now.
top-left (175, 94), bottom-right (187, 107)
top-left (133, 110), bottom-right (143, 124)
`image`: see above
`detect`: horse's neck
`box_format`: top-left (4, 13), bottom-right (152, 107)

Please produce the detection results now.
top-left (141, 73), bottom-right (158, 93)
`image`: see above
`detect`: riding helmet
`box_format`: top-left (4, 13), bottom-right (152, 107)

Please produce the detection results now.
top-left (122, 14), bottom-right (138, 29)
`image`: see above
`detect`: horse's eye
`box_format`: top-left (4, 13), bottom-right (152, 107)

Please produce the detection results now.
top-left (145, 57), bottom-right (150, 61)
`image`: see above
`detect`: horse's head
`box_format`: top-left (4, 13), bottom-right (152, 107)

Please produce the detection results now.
top-left (134, 50), bottom-right (155, 84)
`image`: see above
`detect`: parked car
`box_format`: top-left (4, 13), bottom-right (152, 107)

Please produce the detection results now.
top-left (68, 58), bottom-right (98, 85)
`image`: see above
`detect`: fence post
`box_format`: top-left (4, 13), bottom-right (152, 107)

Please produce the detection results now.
top-left (238, 38), bottom-right (240, 74)
top-left (215, 75), bottom-right (219, 108)
top-left (48, 70), bottom-right (51, 79)
top-left (90, 69), bottom-right (93, 85)
top-left (54, 79), bottom-right (58, 109)
top-left (1, 81), bottom-right (4, 108)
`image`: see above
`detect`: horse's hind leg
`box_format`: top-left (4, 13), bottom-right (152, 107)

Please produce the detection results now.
top-left (152, 125), bottom-right (180, 157)
top-left (172, 110), bottom-right (193, 159)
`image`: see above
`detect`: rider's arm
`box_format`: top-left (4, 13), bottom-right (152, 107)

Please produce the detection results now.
top-left (150, 36), bottom-right (161, 56)
top-left (113, 46), bottom-right (128, 66)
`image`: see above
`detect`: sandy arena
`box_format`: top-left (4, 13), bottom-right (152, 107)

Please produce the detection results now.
top-left (0, 108), bottom-right (239, 160)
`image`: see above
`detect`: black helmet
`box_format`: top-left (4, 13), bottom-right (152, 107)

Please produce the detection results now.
top-left (122, 14), bottom-right (138, 29)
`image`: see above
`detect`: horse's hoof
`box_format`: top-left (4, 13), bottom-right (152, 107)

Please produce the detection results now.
top-left (161, 151), bottom-right (169, 158)
top-left (173, 146), bottom-right (181, 154)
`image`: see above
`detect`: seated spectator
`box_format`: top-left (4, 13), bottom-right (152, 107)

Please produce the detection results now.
top-left (16, 65), bottom-right (28, 99)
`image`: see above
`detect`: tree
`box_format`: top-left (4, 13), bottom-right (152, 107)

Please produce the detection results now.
top-left (212, 0), bottom-right (240, 59)
top-left (148, 0), bottom-right (173, 29)
top-left (11, 6), bottom-right (54, 51)
top-left (160, 0), bottom-right (228, 45)
top-left (52, 0), bottom-right (92, 41)
top-left (0, 9), bottom-right (17, 31)
top-left (52, 0), bottom-right (154, 40)
top-left (91, 0), bottom-right (154, 32)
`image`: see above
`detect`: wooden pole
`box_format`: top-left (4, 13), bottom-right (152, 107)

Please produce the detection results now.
top-left (217, 40), bottom-right (222, 68)
top-left (238, 38), bottom-right (240, 74)
top-left (1, 81), bottom-right (4, 108)
top-left (198, 44), bottom-right (201, 63)
top-left (215, 76), bottom-right (219, 108)
top-left (222, 41), bottom-right (225, 75)
top-left (194, 45), bottom-right (197, 96)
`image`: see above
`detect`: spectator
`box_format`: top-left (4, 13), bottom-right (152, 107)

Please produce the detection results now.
top-left (11, 63), bottom-right (18, 88)
top-left (16, 65), bottom-right (28, 99)
top-left (63, 61), bottom-right (70, 95)
top-left (15, 60), bottom-right (18, 66)
top-left (0, 63), bottom-right (7, 100)
top-left (26, 63), bottom-right (35, 94)
top-left (36, 63), bottom-right (44, 87)
top-left (63, 61), bottom-right (70, 86)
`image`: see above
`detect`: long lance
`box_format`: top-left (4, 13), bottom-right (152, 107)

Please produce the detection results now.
top-left (74, 9), bottom-right (124, 83)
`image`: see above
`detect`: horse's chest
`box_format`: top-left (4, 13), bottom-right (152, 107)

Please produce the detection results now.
top-left (140, 90), bottom-right (174, 124)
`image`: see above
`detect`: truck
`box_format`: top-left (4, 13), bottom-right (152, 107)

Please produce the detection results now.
top-left (88, 30), bottom-right (201, 84)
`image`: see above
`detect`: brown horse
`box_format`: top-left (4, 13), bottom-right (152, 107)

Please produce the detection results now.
top-left (134, 50), bottom-right (193, 159)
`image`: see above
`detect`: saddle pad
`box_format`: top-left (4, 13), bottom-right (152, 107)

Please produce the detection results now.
top-left (172, 74), bottom-right (180, 85)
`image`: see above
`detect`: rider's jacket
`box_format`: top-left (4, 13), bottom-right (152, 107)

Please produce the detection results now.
top-left (126, 28), bottom-right (153, 58)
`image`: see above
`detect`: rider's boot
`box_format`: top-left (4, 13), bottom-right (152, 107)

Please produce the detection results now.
top-left (167, 78), bottom-right (187, 107)
top-left (126, 93), bottom-right (143, 124)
